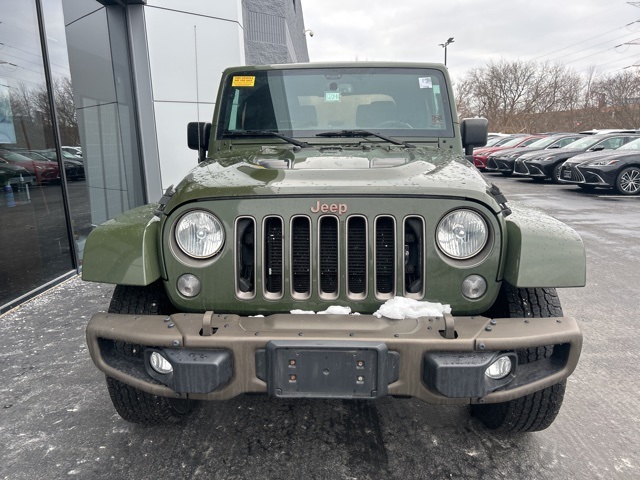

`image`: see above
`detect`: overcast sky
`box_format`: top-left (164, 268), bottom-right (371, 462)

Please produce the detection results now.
top-left (301, 0), bottom-right (640, 82)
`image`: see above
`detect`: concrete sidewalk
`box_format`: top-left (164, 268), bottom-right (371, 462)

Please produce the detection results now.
top-left (1, 276), bottom-right (115, 479)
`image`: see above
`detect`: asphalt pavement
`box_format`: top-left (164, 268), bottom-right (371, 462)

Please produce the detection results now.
top-left (1, 175), bottom-right (639, 480)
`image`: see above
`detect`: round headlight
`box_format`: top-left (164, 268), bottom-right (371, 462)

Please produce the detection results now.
top-left (436, 209), bottom-right (488, 259)
top-left (175, 210), bottom-right (224, 258)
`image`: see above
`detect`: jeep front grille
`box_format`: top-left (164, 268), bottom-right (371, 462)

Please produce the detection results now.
top-left (235, 214), bottom-right (424, 301)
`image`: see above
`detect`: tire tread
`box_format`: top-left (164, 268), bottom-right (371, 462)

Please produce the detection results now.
top-left (471, 282), bottom-right (566, 433)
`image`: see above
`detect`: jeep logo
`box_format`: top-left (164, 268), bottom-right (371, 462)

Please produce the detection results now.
top-left (310, 201), bottom-right (348, 215)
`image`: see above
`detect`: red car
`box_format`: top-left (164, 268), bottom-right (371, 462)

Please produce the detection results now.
top-left (0, 149), bottom-right (60, 184)
top-left (473, 135), bottom-right (544, 169)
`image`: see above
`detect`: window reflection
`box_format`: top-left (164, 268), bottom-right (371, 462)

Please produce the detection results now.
top-left (0, 0), bottom-right (75, 308)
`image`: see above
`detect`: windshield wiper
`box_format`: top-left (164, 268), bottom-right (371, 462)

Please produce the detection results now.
top-left (316, 130), bottom-right (415, 148)
top-left (222, 130), bottom-right (309, 148)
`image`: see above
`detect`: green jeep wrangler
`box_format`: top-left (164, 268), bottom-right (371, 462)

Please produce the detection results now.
top-left (82, 62), bottom-right (585, 432)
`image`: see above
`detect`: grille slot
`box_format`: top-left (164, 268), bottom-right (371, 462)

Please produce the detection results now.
top-left (235, 217), bottom-right (255, 297)
top-left (319, 216), bottom-right (339, 298)
top-left (347, 216), bottom-right (367, 297)
top-left (264, 217), bottom-right (283, 297)
top-left (404, 217), bottom-right (425, 297)
top-left (375, 216), bottom-right (396, 298)
top-left (291, 216), bottom-right (311, 297)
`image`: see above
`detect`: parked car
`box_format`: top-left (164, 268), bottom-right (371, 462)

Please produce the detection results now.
top-left (472, 135), bottom-right (544, 169)
top-left (513, 133), bottom-right (640, 183)
top-left (0, 158), bottom-right (36, 187)
top-left (61, 146), bottom-right (82, 157)
top-left (558, 137), bottom-right (640, 195)
top-left (20, 149), bottom-right (85, 181)
top-left (0, 149), bottom-right (59, 184)
top-left (486, 134), bottom-right (585, 176)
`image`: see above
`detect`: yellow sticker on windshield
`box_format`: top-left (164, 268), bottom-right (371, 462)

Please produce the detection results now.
top-left (232, 76), bottom-right (256, 87)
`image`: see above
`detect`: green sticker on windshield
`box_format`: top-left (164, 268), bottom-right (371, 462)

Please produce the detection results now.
top-left (324, 91), bottom-right (341, 102)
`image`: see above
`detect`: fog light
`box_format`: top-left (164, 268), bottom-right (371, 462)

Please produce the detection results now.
top-left (485, 356), bottom-right (512, 380)
top-left (177, 273), bottom-right (201, 297)
top-left (150, 351), bottom-right (173, 375)
top-left (461, 274), bottom-right (487, 299)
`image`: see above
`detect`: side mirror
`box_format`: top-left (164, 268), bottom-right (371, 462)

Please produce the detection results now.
top-left (187, 122), bottom-right (212, 162)
top-left (591, 145), bottom-right (605, 151)
top-left (460, 118), bottom-right (488, 156)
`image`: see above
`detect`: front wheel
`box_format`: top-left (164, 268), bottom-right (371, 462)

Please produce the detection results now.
top-left (471, 381), bottom-right (566, 432)
top-left (106, 376), bottom-right (193, 425)
top-left (551, 163), bottom-right (564, 184)
top-left (615, 166), bottom-right (640, 195)
top-left (105, 281), bottom-right (195, 424)
top-left (471, 283), bottom-right (566, 432)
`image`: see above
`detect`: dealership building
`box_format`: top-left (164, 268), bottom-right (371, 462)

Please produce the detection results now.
top-left (0, 0), bottom-right (309, 313)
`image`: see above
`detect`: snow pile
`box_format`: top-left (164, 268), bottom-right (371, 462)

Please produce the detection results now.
top-left (373, 296), bottom-right (451, 319)
top-left (290, 306), bottom-right (357, 315)
top-left (288, 299), bottom-right (450, 319)
top-left (319, 306), bottom-right (352, 315)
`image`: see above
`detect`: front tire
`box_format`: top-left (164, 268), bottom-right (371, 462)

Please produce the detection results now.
top-left (106, 376), bottom-right (193, 425)
top-left (471, 283), bottom-right (566, 432)
top-left (551, 163), bottom-right (563, 184)
top-left (105, 281), bottom-right (194, 425)
top-left (615, 166), bottom-right (640, 195)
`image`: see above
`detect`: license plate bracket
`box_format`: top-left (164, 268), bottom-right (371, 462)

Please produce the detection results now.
top-left (265, 340), bottom-right (389, 399)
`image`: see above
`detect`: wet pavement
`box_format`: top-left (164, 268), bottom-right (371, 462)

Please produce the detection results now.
top-left (1, 175), bottom-right (639, 479)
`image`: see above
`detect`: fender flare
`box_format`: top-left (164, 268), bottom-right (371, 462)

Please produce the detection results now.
top-left (82, 204), bottom-right (162, 285)
top-left (503, 203), bottom-right (586, 288)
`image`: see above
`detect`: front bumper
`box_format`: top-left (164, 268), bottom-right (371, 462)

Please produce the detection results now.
top-left (513, 160), bottom-right (549, 177)
top-left (558, 163), bottom-right (616, 187)
top-left (87, 311), bottom-right (582, 405)
top-left (485, 156), bottom-right (515, 172)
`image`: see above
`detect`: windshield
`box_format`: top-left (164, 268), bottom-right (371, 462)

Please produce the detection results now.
top-left (500, 136), bottom-right (530, 147)
top-left (563, 136), bottom-right (604, 149)
top-left (525, 136), bottom-right (560, 149)
top-left (485, 136), bottom-right (506, 147)
top-left (617, 138), bottom-right (640, 151)
top-left (217, 67), bottom-right (454, 139)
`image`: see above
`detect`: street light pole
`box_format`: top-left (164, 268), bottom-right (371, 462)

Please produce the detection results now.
top-left (439, 37), bottom-right (455, 66)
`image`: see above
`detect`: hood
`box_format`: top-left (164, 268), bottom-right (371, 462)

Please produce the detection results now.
top-left (491, 146), bottom-right (548, 158)
top-left (527, 147), bottom-right (589, 160)
top-left (165, 146), bottom-right (499, 213)
top-left (565, 149), bottom-right (640, 165)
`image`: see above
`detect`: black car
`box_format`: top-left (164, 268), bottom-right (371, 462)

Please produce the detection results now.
top-left (513, 133), bottom-right (640, 183)
top-left (0, 158), bottom-right (36, 187)
top-left (558, 137), bottom-right (640, 195)
top-left (485, 134), bottom-right (584, 176)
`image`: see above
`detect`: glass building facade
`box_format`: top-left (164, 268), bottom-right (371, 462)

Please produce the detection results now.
top-left (0, 0), bottom-right (84, 312)
top-left (0, 0), bottom-right (308, 314)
